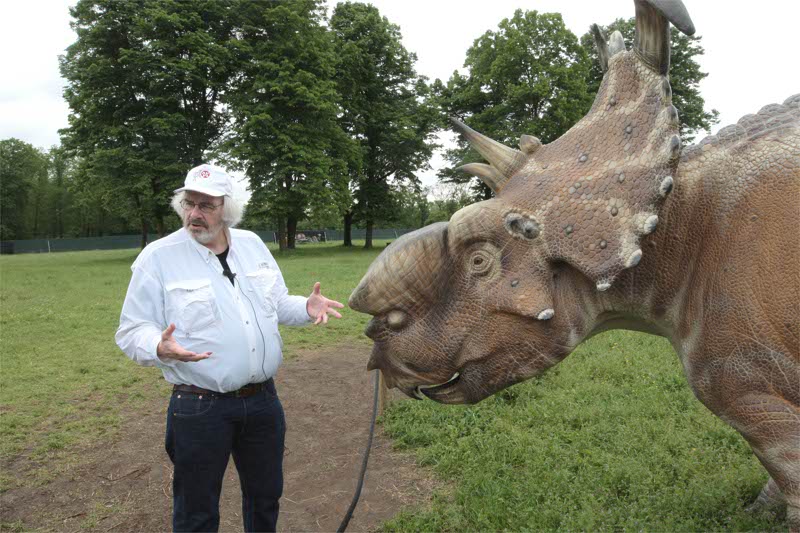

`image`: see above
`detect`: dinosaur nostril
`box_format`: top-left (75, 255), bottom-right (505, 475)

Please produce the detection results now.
top-left (364, 318), bottom-right (383, 339)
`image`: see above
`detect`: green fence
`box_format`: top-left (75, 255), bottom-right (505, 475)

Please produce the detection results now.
top-left (0, 228), bottom-right (416, 254)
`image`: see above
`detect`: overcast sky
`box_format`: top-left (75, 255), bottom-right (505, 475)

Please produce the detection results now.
top-left (2, 0), bottom-right (798, 187)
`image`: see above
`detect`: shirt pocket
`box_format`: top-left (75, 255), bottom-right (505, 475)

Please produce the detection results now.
top-left (165, 279), bottom-right (219, 335)
top-left (245, 269), bottom-right (278, 316)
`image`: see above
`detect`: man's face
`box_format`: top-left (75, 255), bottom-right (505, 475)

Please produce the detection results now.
top-left (183, 191), bottom-right (225, 245)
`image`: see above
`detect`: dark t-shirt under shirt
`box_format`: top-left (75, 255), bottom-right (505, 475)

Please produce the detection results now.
top-left (216, 247), bottom-right (235, 286)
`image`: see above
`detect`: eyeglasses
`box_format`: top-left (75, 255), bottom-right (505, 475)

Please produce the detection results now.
top-left (180, 199), bottom-right (223, 214)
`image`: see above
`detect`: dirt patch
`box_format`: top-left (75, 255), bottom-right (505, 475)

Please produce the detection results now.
top-left (0, 345), bottom-right (437, 532)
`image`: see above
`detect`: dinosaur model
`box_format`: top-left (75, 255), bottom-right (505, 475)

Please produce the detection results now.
top-left (349, 0), bottom-right (799, 527)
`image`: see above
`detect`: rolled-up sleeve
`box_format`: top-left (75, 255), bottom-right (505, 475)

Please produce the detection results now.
top-left (115, 264), bottom-right (178, 368)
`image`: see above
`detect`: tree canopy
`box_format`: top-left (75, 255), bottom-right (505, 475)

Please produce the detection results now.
top-left (436, 9), bottom-right (593, 199)
top-left (331, 1), bottom-right (438, 248)
top-left (31, 3), bottom-right (720, 248)
top-left (0, 139), bottom-right (48, 240)
top-left (224, 0), bottom-right (354, 250)
top-left (60, 0), bottom-right (237, 246)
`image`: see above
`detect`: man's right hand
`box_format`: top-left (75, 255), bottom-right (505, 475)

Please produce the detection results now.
top-left (157, 323), bottom-right (212, 362)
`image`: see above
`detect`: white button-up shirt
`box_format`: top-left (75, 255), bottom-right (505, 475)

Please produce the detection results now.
top-left (115, 227), bottom-right (310, 392)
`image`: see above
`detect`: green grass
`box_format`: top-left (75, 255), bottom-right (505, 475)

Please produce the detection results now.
top-left (381, 331), bottom-right (779, 531)
top-left (0, 241), bottom-right (385, 491)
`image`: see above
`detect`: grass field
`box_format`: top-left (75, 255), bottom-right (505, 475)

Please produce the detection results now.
top-left (0, 242), bottom-right (781, 531)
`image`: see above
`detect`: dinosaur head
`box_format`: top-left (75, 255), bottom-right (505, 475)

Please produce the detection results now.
top-left (350, 0), bottom-right (696, 403)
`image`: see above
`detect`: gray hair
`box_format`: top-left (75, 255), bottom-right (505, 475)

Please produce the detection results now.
top-left (170, 191), bottom-right (245, 228)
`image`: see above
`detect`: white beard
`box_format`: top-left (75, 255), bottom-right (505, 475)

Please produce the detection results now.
top-left (185, 217), bottom-right (224, 245)
top-left (191, 226), bottom-right (221, 244)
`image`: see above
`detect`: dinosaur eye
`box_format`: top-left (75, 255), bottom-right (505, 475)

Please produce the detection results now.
top-left (469, 250), bottom-right (493, 275)
top-left (465, 242), bottom-right (500, 279)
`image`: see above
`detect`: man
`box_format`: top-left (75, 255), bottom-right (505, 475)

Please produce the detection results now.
top-left (115, 163), bottom-right (344, 532)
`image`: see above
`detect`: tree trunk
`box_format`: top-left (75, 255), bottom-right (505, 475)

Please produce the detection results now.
top-left (156, 215), bottom-right (166, 238)
top-left (276, 220), bottom-right (287, 251)
top-left (343, 211), bottom-right (353, 247)
top-left (32, 198), bottom-right (40, 237)
top-left (364, 219), bottom-right (373, 249)
top-left (140, 219), bottom-right (149, 249)
top-left (57, 208), bottom-right (64, 238)
top-left (287, 216), bottom-right (297, 250)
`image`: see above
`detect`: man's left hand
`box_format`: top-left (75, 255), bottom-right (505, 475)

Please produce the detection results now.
top-left (306, 282), bottom-right (345, 325)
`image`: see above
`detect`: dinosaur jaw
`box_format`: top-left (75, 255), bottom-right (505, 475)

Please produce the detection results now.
top-left (414, 371), bottom-right (462, 402)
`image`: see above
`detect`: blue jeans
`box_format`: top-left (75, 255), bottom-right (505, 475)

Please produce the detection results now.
top-left (165, 380), bottom-right (286, 532)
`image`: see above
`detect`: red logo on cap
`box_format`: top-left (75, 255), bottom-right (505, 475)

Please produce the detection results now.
top-left (199, 170), bottom-right (211, 179)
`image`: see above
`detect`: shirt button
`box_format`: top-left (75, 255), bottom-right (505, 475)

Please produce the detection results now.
top-left (246, 321), bottom-right (250, 324)
top-left (251, 348), bottom-right (255, 352)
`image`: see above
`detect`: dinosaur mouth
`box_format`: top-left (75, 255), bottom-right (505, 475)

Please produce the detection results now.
top-left (413, 372), bottom-right (461, 400)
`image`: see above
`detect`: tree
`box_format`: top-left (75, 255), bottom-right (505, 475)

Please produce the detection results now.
top-left (67, 157), bottom-right (131, 237)
top-left (60, 0), bottom-right (237, 247)
top-left (331, 2), bottom-right (438, 248)
top-left (47, 147), bottom-right (73, 238)
top-left (60, 0), bottom-right (153, 247)
top-left (580, 18), bottom-right (718, 144)
top-left (0, 139), bottom-right (48, 240)
top-left (392, 185), bottom-right (430, 229)
top-left (437, 10), bottom-right (593, 200)
top-left (28, 151), bottom-right (52, 238)
top-left (226, 0), bottom-right (353, 251)
top-left (425, 182), bottom-right (473, 224)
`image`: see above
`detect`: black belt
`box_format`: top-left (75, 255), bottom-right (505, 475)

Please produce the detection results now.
top-left (172, 378), bottom-right (273, 398)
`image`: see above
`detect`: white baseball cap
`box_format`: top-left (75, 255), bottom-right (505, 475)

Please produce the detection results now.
top-left (175, 164), bottom-right (233, 197)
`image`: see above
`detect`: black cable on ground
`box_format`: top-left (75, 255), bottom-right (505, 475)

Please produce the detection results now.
top-left (337, 370), bottom-right (381, 533)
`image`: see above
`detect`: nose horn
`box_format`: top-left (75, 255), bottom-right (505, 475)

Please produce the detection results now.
top-left (349, 222), bottom-right (449, 316)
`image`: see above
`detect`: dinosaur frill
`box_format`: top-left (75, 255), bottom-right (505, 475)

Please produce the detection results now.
top-left (454, 0), bottom-right (693, 291)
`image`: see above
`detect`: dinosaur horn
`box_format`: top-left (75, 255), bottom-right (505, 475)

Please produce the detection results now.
top-left (633, 0), bottom-right (695, 74)
top-left (591, 24), bottom-right (610, 73)
top-left (457, 163), bottom-right (508, 192)
top-left (349, 222), bottom-right (449, 316)
top-left (450, 117), bottom-right (528, 192)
